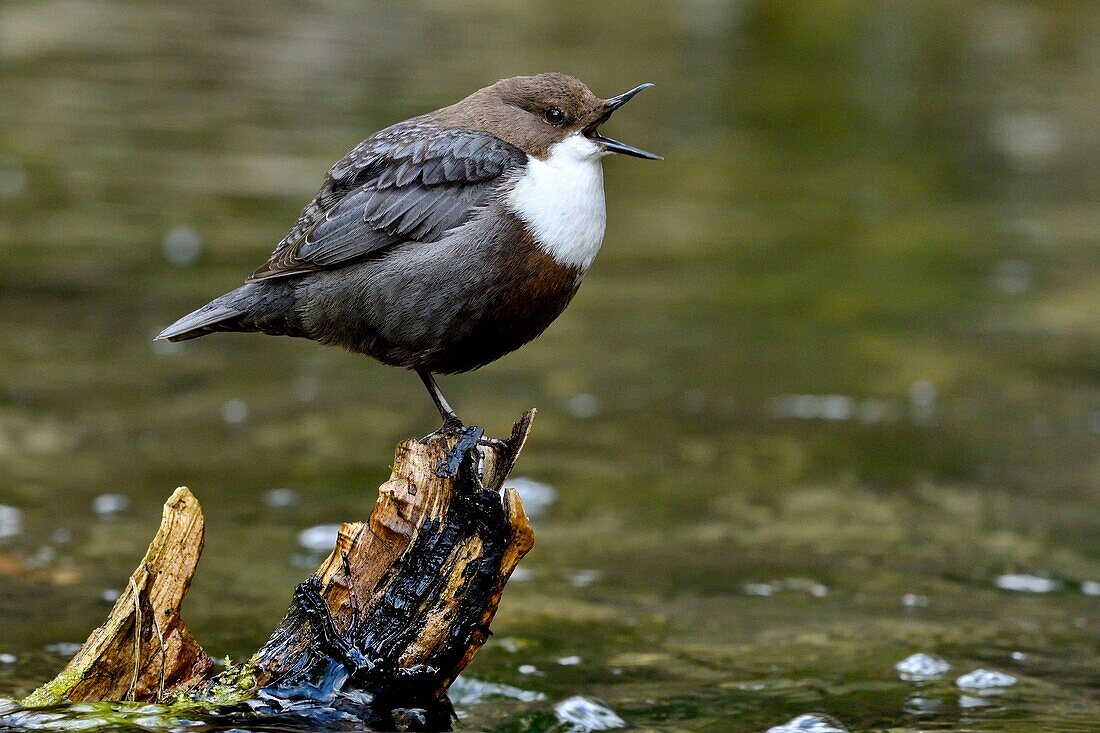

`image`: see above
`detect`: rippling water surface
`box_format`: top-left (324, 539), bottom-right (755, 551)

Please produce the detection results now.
top-left (1, 2), bottom-right (1098, 730)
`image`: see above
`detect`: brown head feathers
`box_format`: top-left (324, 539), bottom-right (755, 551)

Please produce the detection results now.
top-left (431, 73), bottom-right (609, 158)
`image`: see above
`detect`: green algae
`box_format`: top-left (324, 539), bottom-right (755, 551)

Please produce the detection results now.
top-left (19, 666), bottom-right (84, 708)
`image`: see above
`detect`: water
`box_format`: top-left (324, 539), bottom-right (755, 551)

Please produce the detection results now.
top-left (0, 1), bottom-right (1098, 730)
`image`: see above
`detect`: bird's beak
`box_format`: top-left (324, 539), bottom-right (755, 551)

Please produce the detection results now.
top-left (585, 82), bottom-right (662, 160)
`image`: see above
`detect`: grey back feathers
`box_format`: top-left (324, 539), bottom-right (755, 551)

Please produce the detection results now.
top-left (249, 124), bottom-right (526, 281)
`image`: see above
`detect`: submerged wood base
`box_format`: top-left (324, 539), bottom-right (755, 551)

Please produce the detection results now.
top-left (25, 412), bottom-right (536, 725)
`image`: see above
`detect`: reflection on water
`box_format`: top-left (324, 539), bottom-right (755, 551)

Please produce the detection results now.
top-left (0, 1), bottom-right (1098, 730)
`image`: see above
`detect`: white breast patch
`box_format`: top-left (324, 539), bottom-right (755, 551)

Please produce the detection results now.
top-left (506, 134), bottom-right (607, 271)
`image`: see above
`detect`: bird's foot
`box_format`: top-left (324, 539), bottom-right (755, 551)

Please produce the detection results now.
top-left (419, 416), bottom-right (466, 444)
top-left (435, 425), bottom-right (485, 478)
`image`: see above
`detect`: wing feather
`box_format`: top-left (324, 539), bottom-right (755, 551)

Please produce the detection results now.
top-left (247, 124), bottom-right (525, 281)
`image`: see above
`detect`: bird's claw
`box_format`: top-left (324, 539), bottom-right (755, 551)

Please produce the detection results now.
top-left (419, 416), bottom-right (466, 444)
top-left (435, 425), bottom-right (484, 478)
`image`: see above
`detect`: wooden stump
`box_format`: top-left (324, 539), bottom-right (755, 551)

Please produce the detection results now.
top-left (24, 412), bottom-right (537, 728)
top-left (22, 487), bottom-right (213, 706)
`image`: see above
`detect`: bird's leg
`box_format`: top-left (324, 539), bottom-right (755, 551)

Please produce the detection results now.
top-left (417, 370), bottom-right (491, 477)
top-left (418, 370), bottom-right (464, 438)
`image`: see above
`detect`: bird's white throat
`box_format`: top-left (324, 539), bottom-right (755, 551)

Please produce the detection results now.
top-left (507, 134), bottom-right (606, 271)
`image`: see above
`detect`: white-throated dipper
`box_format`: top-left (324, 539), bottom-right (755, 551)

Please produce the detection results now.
top-left (157, 73), bottom-right (660, 433)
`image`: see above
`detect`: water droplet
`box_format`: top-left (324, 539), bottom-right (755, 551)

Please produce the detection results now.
top-left (569, 569), bottom-right (601, 588)
top-left (901, 593), bottom-right (930, 608)
top-left (895, 653), bottom-right (951, 681)
top-left (92, 494), bottom-right (128, 517)
top-left (1011, 651), bottom-right (1027, 661)
top-left (992, 111), bottom-right (1062, 170)
top-left (221, 399), bottom-right (248, 426)
top-left (568, 393), bottom-right (601, 419)
top-left (744, 578), bottom-right (827, 597)
top-left (1081, 580), bottom-right (1100, 596)
top-left (908, 381), bottom-right (936, 426)
top-left (0, 505), bottom-right (22, 539)
top-left (784, 577), bottom-right (828, 597)
top-left (100, 588), bottom-right (120, 604)
top-left (51, 528), bottom-right (72, 544)
top-left (995, 573), bottom-right (1061, 593)
top-left (517, 664), bottom-right (540, 675)
top-left (507, 477), bottom-right (556, 519)
top-left (818, 395), bottom-right (854, 421)
top-left (768, 394), bottom-right (871, 422)
top-left (766, 713), bottom-right (848, 733)
top-left (264, 488), bottom-right (299, 508)
top-left (0, 653), bottom-right (16, 664)
top-left (558, 655), bottom-right (582, 666)
top-left (162, 226), bottom-right (203, 268)
top-left (25, 546), bottom-right (55, 569)
top-left (44, 642), bottom-right (82, 657)
top-left (296, 524), bottom-right (341, 552)
top-left (509, 566), bottom-right (533, 582)
top-left (743, 582), bottom-right (775, 596)
top-left (554, 696), bottom-right (625, 731)
top-left (956, 668), bottom-right (1017, 690)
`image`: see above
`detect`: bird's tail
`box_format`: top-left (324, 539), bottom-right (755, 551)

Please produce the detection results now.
top-left (155, 282), bottom-right (293, 342)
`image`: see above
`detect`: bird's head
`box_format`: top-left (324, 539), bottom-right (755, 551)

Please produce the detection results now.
top-left (435, 72), bottom-right (661, 161)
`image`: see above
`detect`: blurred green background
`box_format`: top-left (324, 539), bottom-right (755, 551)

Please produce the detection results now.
top-left (0, 1), bottom-right (1098, 730)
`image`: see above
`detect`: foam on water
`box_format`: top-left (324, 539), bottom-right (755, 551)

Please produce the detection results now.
top-left (264, 488), bottom-right (300, 508)
top-left (995, 573), bottom-right (1061, 593)
top-left (767, 713), bottom-right (848, 733)
top-left (956, 669), bottom-right (1017, 690)
top-left (297, 524), bottom-right (342, 552)
top-left (0, 505), bottom-right (22, 539)
top-left (448, 676), bottom-right (545, 705)
top-left (92, 494), bottom-right (128, 517)
top-left (506, 477), bottom-right (557, 519)
top-left (554, 696), bottom-right (626, 731)
top-left (895, 652), bottom-right (951, 681)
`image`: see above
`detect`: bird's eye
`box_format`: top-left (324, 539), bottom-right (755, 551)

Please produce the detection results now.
top-left (544, 107), bottom-right (565, 125)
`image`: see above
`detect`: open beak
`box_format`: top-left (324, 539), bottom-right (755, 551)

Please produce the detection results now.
top-left (585, 82), bottom-right (662, 160)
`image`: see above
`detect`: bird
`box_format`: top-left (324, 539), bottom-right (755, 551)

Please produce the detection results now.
top-left (157, 73), bottom-right (660, 434)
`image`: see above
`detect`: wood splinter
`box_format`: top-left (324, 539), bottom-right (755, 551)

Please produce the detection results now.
top-left (25, 411), bottom-right (537, 728)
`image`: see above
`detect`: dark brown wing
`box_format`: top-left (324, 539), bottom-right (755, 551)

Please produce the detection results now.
top-left (248, 121), bottom-right (526, 281)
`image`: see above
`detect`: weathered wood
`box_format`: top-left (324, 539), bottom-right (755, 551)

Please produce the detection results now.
top-left (24, 413), bottom-right (536, 722)
top-left (24, 487), bottom-right (213, 705)
top-left (248, 412), bottom-right (536, 704)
